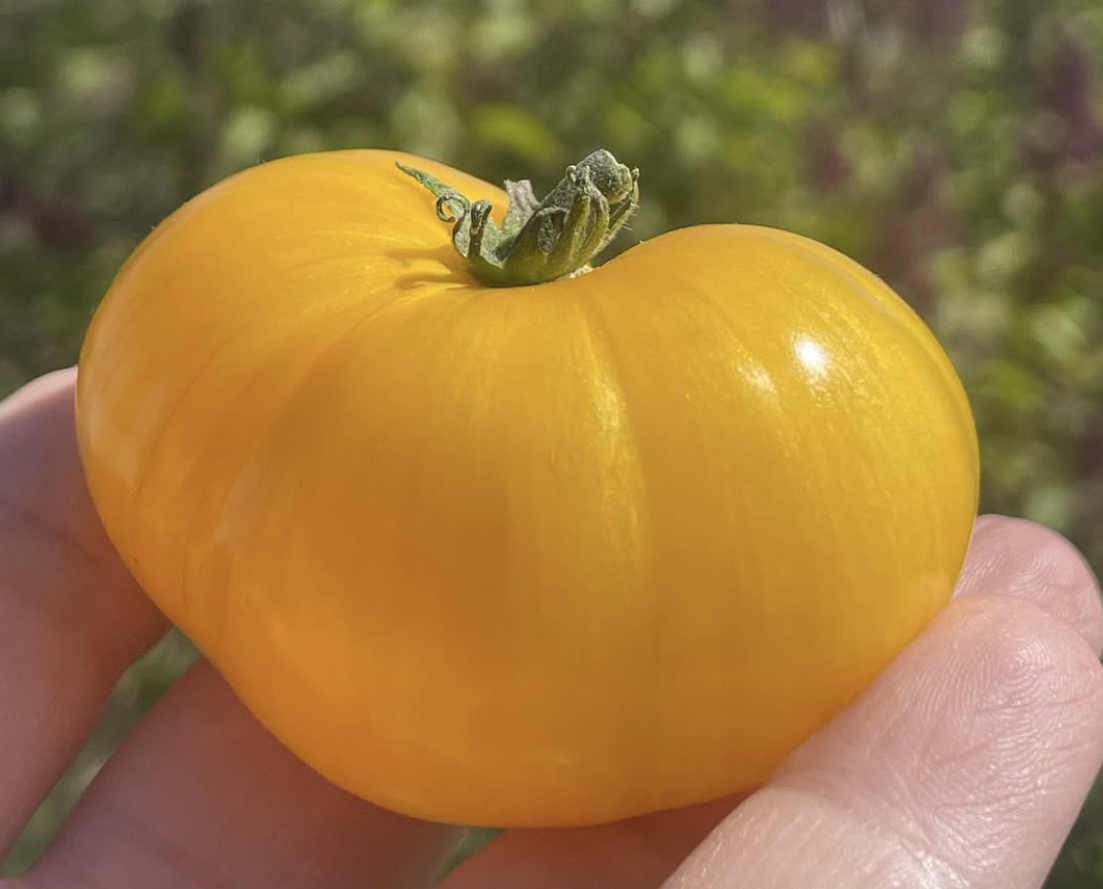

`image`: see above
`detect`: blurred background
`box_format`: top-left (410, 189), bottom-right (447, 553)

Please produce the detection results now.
top-left (1, 0), bottom-right (1102, 882)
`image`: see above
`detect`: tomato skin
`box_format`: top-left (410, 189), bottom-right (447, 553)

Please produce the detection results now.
top-left (76, 149), bottom-right (979, 827)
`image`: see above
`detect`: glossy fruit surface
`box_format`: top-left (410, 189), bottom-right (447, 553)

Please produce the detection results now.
top-left (76, 149), bottom-right (979, 827)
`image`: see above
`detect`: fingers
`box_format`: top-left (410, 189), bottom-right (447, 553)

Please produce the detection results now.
top-left (24, 662), bottom-right (461, 889)
top-left (442, 518), bottom-right (1103, 889)
top-left (6, 366), bottom-right (1099, 889)
top-left (0, 370), bottom-right (461, 887)
top-left (0, 370), bottom-right (168, 854)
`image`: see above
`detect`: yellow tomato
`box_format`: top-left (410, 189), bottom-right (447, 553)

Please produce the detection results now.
top-left (76, 149), bottom-right (979, 828)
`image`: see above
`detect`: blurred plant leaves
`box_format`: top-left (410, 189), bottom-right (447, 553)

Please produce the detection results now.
top-left (1, 0), bottom-right (1102, 883)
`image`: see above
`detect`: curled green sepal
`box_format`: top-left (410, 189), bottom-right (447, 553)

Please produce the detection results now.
top-left (397, 150), bottom-right (639, 287)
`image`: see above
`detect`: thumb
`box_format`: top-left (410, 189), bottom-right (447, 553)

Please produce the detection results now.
top-left (665, 519), bottom-right (1103, 889)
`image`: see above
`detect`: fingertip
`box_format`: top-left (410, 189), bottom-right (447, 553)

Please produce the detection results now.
top-left (0, 366), bottom-right (77, 420)
top-left (958, 515), bottom-right (1103, 655)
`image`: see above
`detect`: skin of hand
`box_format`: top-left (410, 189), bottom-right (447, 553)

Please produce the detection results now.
top-left (1, 368), bottom-right (1101, 889)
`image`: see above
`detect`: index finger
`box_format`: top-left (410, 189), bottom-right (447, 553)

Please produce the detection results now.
top-left (0, 368), bottom-right (168, 854)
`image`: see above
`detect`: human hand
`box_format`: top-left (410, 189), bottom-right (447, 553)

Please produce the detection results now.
top-left (1, 368), bottom-right (1101, 889)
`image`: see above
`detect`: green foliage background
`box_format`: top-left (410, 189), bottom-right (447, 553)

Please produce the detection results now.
top-left (2, 0), bottom-right (1102, 883)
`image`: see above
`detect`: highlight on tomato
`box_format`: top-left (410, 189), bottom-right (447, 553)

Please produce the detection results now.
top-left (75, 146), bottom-right (980, 828)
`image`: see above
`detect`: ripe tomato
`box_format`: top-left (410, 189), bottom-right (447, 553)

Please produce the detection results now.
top-left (76, 149), bottom-right (979, 827)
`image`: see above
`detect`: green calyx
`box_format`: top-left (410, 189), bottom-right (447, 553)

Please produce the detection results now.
top-left (397, 149), bottom-right (639, 287)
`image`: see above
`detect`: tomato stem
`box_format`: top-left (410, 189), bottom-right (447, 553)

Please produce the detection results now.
top-left (397, 150), bottom-right (639, 287)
